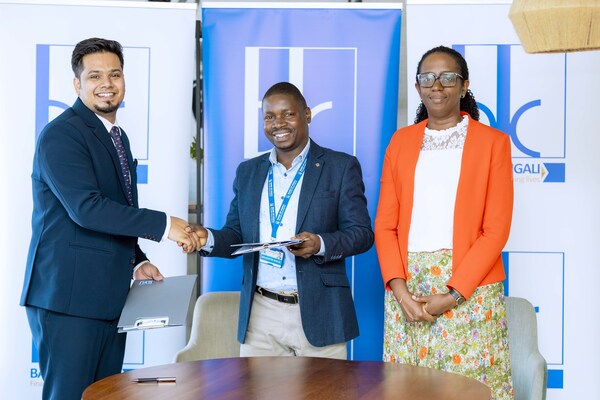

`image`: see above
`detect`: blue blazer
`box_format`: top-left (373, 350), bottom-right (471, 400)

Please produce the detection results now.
top-left (20, 98), bottom-right (166, 320)
top-left (207, 140), bottom-right (374, 347)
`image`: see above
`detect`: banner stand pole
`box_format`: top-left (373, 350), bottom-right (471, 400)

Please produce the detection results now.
top-left (194, 18), bottom-right (204, 297)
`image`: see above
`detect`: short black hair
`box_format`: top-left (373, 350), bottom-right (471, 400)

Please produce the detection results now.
top-left (71, 38), bottom-right (124, 79)
top-left (262, 82), bottom-right (308, 109)
top-left (414, 45), bottom-right (480, 123)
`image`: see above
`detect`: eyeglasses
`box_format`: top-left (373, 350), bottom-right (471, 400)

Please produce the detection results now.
top-left (416, 72), bottom-right (464, 88)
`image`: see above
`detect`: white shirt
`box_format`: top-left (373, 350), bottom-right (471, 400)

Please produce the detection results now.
top-left (408, 115), bottom-right (468, 252)
top-left (255, 142), bottom-right (310, 291)
top-left (202, 140), bottom-right (325, 292)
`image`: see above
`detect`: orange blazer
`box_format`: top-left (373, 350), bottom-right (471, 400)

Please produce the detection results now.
top-left (374, 115), bottom-right (514, 299)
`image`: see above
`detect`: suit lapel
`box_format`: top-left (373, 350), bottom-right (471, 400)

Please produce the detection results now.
top-left (296, 140), bottom-right (324, 231)
top-left (72, 99), bottom-right (131, 204)
top-left (249, 156), bottom-right (271, 242)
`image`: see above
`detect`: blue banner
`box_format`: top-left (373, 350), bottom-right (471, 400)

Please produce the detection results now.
top-left (202, 4), bottom-right (401, 361)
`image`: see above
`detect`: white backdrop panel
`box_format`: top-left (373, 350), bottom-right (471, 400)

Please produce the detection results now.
top-left (0, 1), bottom-right (196, 399)
top-left (407, 1), bottom-right (600, 398)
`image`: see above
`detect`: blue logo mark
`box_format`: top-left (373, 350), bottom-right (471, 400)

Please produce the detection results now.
top-left (35, 44), bottom-right (71, 139)
top-left (454, 45), bottom-right (541, 158)
top-left (454, 44), bottom-right (566, 183)
top-left (31, 341), bottom-right (43, 379)
top-left (244, 47), bottom-right (357, 158)
top-left (35, 44), bottom-right (149, 184)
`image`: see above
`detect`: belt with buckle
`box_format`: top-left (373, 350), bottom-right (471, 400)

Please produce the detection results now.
top-left (255, 286), bottom-right (299, 304)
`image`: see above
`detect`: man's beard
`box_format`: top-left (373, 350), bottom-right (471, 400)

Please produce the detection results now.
top-left (94, 101), bottom-right (121, 115)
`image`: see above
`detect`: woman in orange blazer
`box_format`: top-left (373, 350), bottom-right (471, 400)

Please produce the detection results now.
top-left (375, 46), bottom-right (514, 399)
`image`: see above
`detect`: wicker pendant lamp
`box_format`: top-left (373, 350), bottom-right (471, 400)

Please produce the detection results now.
top-left (509, 0), bottom-right (600, 53)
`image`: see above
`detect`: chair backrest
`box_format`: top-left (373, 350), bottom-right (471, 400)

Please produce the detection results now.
top-left (173, 291), bottom-right (241, 362)
top-left (505, 296), bottom-right (548, 400)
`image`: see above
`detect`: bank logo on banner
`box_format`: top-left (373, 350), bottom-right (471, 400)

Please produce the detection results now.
top-left (35, 44), bottom-right (152, 183)
top-left (29, 43), bottom-right (153, 379)
top-left (243, 47), bottom-right (357, 159)
top-left (30, 342), bottom-right (42, 385)
top-left (455, 45), bottom-right (566, 184)
top-left (503, 251), bottom-right (565, 389)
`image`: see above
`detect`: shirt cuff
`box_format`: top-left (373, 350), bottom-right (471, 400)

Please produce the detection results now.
top-left (132, 260), bottom-right (150, 278)
top-left (315, 235), bottom-right (326, 256)
top-left (160, 214), bottom-right (171, 242)
top-left (201, 229), bottom-right (215, 254)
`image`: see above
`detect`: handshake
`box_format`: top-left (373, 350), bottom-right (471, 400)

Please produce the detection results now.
top-left (167, 218), bottom-right (323, 257)
top-left (168, 217), bottom-right (208, 253)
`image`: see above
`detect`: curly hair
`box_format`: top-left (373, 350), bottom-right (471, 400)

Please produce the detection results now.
top-left (414, 46), bottom-right (479, 123)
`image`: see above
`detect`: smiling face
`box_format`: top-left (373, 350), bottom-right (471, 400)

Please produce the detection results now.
top-left (415, 52), bottom-right (468, 126)
top-left (262, 93), bottom-right (311, 163)
top-left (74, 51), bottom-right (125, 123)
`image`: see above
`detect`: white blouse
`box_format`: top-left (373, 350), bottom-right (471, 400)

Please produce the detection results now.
top-left (407, 115), bottom-right (469, 252)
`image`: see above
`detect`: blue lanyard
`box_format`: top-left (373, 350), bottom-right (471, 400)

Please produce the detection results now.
top-left (268, 157), bottom-right (308, 239)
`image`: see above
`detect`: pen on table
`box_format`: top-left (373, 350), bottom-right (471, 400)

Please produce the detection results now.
top-left (131, 377), bottom-right (176, 383)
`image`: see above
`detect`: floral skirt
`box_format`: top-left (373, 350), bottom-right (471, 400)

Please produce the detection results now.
top-left (383, 250), bottom-right (514, 399)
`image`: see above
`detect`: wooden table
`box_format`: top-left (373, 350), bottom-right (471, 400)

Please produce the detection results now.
top-left (83, 356), bottom-right (491, 400)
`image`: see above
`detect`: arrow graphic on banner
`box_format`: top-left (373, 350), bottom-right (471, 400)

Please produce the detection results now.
top-left (543, 163), bottom-right (565, 183)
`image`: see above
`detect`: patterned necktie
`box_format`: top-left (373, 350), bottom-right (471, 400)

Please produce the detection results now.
top-left (109, 126), bottom-right (134, 206)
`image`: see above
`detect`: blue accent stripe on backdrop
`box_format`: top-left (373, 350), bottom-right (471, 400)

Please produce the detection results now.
top-left (35, 44), bottom-right (50, 140)
top-left (35, 45), bottom-right (71, 140)
top-left (136, 165), bottom-right (148, 184)
top-left (496, 45), bottom-right (511, 139)
top-left (31, 341), bottom-right (39, 363)
top-left (502, 251), bottom-right (509, 296)
top-left (548, 369), bottom-right (564, 389)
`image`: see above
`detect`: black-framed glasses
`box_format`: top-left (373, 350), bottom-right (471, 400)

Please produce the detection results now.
top-left (416, 72), bottom-right (464, 88)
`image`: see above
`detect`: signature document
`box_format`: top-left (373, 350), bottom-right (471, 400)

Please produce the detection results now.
top-left (230, 239), bottom-right (305, 255)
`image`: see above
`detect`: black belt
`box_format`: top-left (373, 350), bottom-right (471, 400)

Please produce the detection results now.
top-left (255, 286), bottom-right (299, 304)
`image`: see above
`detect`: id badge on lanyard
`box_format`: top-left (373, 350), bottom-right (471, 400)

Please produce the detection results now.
top-left (268, 157), bottom-right (308, 237)
top-left (259, 248), bottom-right (285, 269)
top-left (263, 156), bottom-right (308, 270)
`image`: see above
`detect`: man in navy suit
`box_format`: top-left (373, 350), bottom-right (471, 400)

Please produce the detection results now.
top-left (195, 82), bottom-right (373, 358)
top-left (20, 38), bottom-right (201, 400)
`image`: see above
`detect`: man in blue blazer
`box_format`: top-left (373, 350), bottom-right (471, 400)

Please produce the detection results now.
top-left (20, 38), bottom-right (200, 400)
top-left (196, 82), bottom-right (373, 358)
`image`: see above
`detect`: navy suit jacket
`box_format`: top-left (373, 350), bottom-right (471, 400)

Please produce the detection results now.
top-left (20, 98), bottom-right (166, 321)
top-left (207, 140), bottom-right (374, 347)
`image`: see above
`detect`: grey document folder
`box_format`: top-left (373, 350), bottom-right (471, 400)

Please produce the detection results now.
top-left (117, 274), bottom-right (197, 333)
